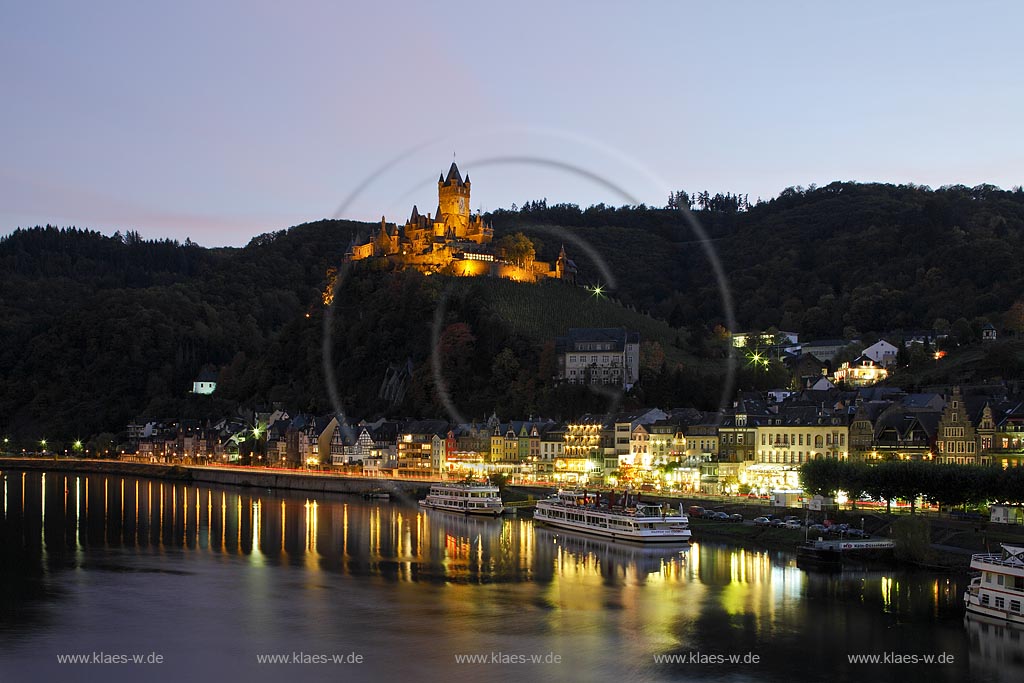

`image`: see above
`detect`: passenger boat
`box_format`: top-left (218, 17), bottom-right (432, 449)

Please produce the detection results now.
top-left (418, 482), bottom-right (504, 516)
top-left (964, 544), bottom-right (1024, 625)
top-left (534, 490), bottom-right (690, 543)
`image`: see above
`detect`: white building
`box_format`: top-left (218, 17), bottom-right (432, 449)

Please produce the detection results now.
top-left (556, 327), bottom-right (641, 389)
top-left (862, 339), bottom-right (899, 367)
top-left (191, 368), bottom-right (217, 395)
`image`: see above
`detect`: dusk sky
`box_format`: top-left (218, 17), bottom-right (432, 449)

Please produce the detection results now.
top-left (2, 0), bottom-right (1021, 247)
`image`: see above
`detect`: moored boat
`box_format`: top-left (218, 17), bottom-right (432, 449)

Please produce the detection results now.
top-left (964, 544), bottom-right (1024, 625)
top-left (796, 538), bottom-right (895, 568)
top-left (534, 490), bottom-right (690, 543)
top-left (419, 482), bottom-right (504, 516)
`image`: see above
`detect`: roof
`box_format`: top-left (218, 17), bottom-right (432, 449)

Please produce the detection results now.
top-left (195, 368), bottom-right (218, 382)
top-left (444, 161), bottom-right (463, 184)
top-left (802, 339), bottom-right (852, 347)
top-left (556, 327), bottom-right (640, 352)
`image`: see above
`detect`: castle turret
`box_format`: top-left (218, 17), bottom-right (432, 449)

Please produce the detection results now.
top-left (438, 161), bottom-right (471, 236)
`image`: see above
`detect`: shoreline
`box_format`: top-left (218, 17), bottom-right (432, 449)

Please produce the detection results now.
top-left (0, 456), bottom-right (432, 497)
top-left (3, 456), bottom-right (1014, 571)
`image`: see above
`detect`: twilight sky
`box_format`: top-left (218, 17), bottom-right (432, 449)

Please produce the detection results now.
top-left (1, 0), bottom-right (1021, 247)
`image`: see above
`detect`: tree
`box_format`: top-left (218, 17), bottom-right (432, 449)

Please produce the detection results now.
top-left (496, 233), bottom-right (536, 268)
top-left (1005, 300), bottom-right (1024, 336)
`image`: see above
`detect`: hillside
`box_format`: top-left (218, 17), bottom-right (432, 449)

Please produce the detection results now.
top-left (493, 183), bottom-right (1024, 339)
top-left (4, 181), bottom-right (1024, 444)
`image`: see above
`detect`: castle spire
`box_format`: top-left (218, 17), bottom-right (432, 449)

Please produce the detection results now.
top-left (445, 161), bottom-right (462, 184)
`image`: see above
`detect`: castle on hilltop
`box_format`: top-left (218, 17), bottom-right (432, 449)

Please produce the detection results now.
top-left (346, 161), bottom-right (576, 283)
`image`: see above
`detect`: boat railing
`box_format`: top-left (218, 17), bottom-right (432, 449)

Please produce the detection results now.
top-left (971, 553), bottom-right (1024, 568)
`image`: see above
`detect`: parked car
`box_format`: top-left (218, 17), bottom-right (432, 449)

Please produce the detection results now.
top-left (845, 528), bottom-right (867, 538)
top-left (688, 506), bottom-right (705, 517)
top-left (770, 519), bottom-right (786, 528)
top-left (729, 513), bottom-right (744, 522)
top-left (808, 524), bottom-right (829, 534)
top-left (714, 511), bottom-right (731, 521)
top-left (783, 515), bottom-right (800, 524)
top-left (753, 516), bottom-right (772, 526)
top-left (702, 509), bottom-right (720, 519)
top-left (784, 520), bottom-right (802, 530)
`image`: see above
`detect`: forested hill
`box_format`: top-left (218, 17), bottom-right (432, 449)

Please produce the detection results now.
top-left (3, 181), bottom-right (1024, 443)
top-left (490, 182), bottom-right (1024, 338)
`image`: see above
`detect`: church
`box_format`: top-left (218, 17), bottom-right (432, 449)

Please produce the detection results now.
top-left (347, 161), bottom-right (576, 283)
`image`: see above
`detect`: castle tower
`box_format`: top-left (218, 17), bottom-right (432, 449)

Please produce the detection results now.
top-left (555, 244), bottom-right (577, 283)
top-left (437, 162), bottom-right (471, 236)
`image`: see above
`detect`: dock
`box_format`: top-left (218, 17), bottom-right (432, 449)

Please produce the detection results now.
top-left (797, 538), bottom-right (895, 567)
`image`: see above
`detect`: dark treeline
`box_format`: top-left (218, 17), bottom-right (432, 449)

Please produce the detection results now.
top-left (488, 182), bottom-right (1024, 338)
top-left (800, 457), bottom-right (1024, 512)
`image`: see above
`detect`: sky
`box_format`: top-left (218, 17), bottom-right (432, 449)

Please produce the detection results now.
top-left (1, 0), bottom-right (1021, 247)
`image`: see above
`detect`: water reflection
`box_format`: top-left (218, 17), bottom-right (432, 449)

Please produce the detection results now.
top-left (0, 470), bottom-right (1011, 682)
top-left (966, 614), bottom-right (1024, 681)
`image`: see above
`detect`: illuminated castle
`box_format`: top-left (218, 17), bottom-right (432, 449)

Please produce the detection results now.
top-left (347, 161), bottom-right (576, 283)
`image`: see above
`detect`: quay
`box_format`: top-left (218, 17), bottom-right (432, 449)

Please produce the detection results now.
top-left (797, 538), bottom-right (896, 567)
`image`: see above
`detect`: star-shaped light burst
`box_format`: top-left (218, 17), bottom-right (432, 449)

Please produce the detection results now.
top-left (589, 284), bottom-right (605, 298)
top-left (746, 350), bottom-right (770, 370)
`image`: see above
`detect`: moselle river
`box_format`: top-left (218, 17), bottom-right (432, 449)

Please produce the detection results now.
top-left (0, 470), bottom-right (1018, 683)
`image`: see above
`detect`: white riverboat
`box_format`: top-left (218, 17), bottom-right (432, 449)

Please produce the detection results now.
top-left (964, 544), bottom-right (1024, 625)
top-left (419, 482), bottom-right (504, 516)
top-left (534, 490), bottom-right (691, 543)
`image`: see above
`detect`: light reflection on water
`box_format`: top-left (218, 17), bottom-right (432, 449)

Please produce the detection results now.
top-left (0, 470), bottom-right (1015, 682)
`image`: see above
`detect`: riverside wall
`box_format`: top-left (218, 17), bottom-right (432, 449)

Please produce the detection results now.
top-left (0, 458), bottom-right (432, 496)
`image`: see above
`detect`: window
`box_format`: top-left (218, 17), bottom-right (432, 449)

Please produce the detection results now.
top-left (814, 435), bottom-right (824, 448)
top-left (1012, 600), bottom-right (1021, 613)
top-left (982, 594), bottom-right (990, 605)
top-left (996, 597), bottom-right (1005, 609)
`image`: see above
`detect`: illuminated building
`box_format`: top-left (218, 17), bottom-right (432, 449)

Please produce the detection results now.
top-left (556, 328), bottom-right (641, 389)
top-left (345, 161), bottom-right (575, 283)
top-left (557, 417), bottom-right (612, 484)
top-left (832, 355), bottom-right (888, 387)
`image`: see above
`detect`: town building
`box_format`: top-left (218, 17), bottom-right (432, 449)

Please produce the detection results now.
top-left (556, 327), bottom-right (641, 389)
top-left (833, 355), bottom-right (888, 387)
top-left (861, 339), bottom-right (899, 367)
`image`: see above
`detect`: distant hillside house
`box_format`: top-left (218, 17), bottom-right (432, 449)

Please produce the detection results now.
top-left (731, 330), bottom-right (799, 348)
top-left (861, 339), bottom-right (899, 367)
top-left (832, 355), bottom-right (887, 387)
top-left (556, 327), bottom-right (640, 389)
top-left (800, 339), bottom-right (858, 362)
top-left (192, 368), bottom-right (217, 395)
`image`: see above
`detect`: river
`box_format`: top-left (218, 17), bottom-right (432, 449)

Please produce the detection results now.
top-left (0, 469), bottom-right (1017, 682)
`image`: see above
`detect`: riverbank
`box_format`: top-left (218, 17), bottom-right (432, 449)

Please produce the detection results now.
top-left (5, 456), bottom-right (1020, 569)
top-left (0, 457), bottom-right (431, 498)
